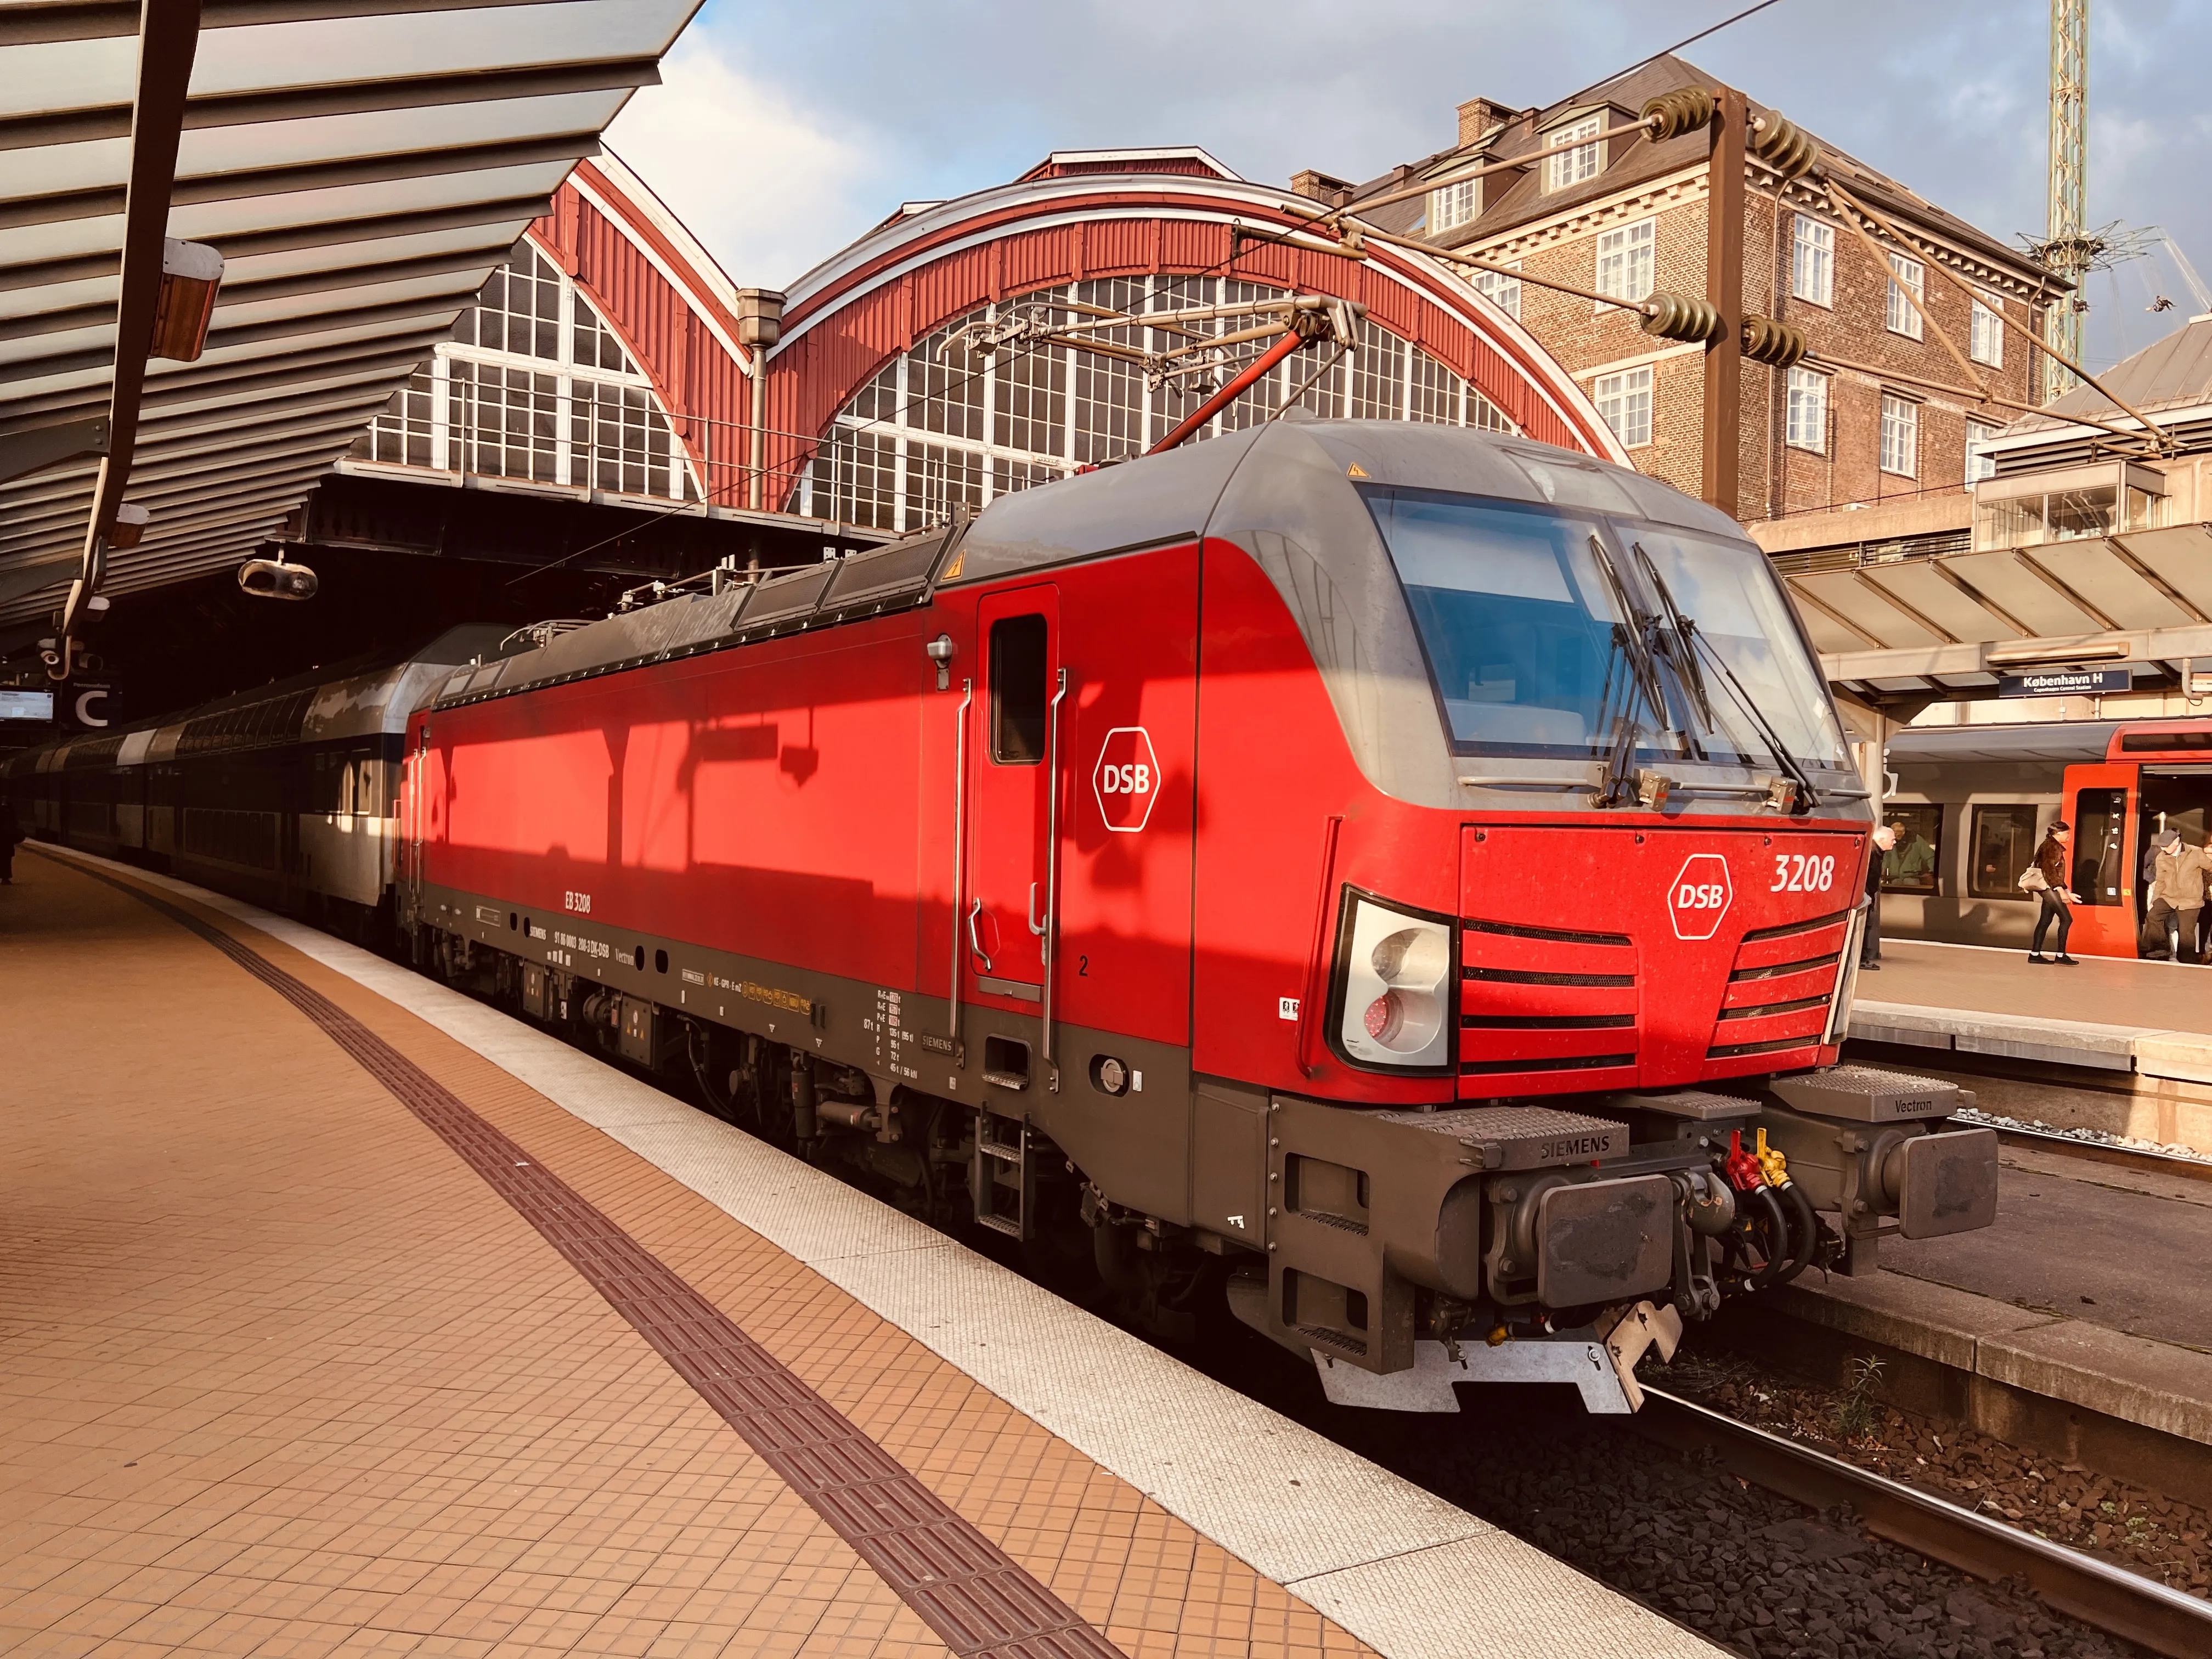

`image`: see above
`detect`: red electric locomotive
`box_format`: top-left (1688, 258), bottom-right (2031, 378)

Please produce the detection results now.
top-left (397, 420), bottom-right (1999, 1410)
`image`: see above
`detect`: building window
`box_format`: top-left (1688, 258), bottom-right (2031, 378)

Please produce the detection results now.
top-left (1881, 805), bottom-right (1943, 894)
top-left (1545, 115), bottom-right (1604, 192)
top-left (1595, 218), bottom-right (1655, 304)
top-left (1879, 394), bottom-right (1918, 477)
top-left (1966, 419), bottom-right (1998, 484)
top-left (1971, 292), bottom-right (2005, 366)
top-left (1785, 365), bottom-right (1828, 452)
top-left (1474, 261), bottom-right (1521, 320)
top-left (1792, 215), bottom-right (1833, 307)
top-left (1886, 252), bottom-right (1925, 338)
top-left (1594, 365), bottom-right (1653, 448)
top-left (1430, 176), bottom-right (1480, 234)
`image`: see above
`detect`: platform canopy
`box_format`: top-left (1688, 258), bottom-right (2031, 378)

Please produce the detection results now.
top-left (0, 0), bottom-right (701, 642)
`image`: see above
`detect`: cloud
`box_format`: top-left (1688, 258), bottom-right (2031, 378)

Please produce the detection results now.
top-left (603, 37), bottom-right (877, 289)
top-left (638, 0), bottom-right (2212, 369)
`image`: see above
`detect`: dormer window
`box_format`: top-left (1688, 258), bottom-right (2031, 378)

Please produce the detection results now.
top-left (1545, 115), bottom-right (1604, 191)
top-left (1429, 174), bottom-right (1481, 234)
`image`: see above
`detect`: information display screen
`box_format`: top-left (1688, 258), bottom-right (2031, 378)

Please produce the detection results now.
top-left (0, 689), bottom-right (54, 721)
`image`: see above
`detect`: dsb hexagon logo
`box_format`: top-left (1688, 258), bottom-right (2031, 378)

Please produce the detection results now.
top-left (1668, 853), bottom-right (1733, 941)
top-left (1092, 726), bottom-right (1159, 833)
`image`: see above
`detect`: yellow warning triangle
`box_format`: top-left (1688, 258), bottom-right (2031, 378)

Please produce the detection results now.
top-left (1346, 462), bottom-right (1369, 478)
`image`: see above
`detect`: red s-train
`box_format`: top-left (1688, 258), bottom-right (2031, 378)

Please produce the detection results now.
top-left (396, 420), bottom-right (1997, 1410)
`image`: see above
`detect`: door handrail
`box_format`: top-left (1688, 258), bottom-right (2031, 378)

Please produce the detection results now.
top-left (949, 678), bottom-right (972, 1046)
top-left (1040, 667), bottom-right (1070, 1086)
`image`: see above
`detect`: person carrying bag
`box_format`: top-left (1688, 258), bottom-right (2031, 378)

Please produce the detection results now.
top-left (2024, 821), bottom-right (2079, 964)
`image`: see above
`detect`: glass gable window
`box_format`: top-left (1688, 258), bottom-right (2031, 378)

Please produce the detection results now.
top-left (1792, 215), bottom-right (1833, 306)
top-left (800, 276), bottom-right (1516, 533)
top-left (353, 242), bottom-right (697, 502)
top-left (1361, 488), bottom-right (1849, 770)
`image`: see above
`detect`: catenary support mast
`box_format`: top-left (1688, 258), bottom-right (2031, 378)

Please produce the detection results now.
top-left (2045, 0), bottom-right (2090, 402)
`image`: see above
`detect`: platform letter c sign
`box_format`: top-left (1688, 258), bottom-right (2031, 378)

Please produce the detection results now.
top-left (1667, 853), bottom-right (1733, 941)
top-left (1091, 726), bottom-right (1160, 833)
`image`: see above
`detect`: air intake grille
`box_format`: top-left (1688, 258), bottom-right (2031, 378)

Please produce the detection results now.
top-left (1706, 910), bottom-right (1849, 1061)
top-left (1460, 915), bottom-right (1638, 1084)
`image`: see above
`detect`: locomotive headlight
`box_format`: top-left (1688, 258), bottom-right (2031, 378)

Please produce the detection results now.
top-left (1332, 890), bottom-right (1456, 1072)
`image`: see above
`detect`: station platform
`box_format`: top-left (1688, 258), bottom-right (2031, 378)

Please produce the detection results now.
top-left (1849, 939), bottom-right (2212, 1152)
top-left (0, 845), bottom-right (1713, 1659)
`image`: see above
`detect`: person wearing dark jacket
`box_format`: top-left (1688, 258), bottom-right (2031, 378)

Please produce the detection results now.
top-left (1860, 823), bottom-right (1896, 970)
top-left (0, 789), bottom-right (20, 884)
top-left (2029, 821), bottom-right (2078, 964)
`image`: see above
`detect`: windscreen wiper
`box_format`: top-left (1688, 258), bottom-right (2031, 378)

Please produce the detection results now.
top-left (1593, 533), bottom-right (1672, 738)
top-left (1626, 540), bottom-right (1816, 812)
top-left (1690, 628), bottom-right (1821, 813)
top-left (1584, 535), bottom-right (1671, 806)
top-left (1630, 543), bottom-right (1714, 733)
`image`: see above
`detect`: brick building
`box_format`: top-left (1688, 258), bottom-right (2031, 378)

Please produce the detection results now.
top-left (1296, 55), bottom-right (2061, 534)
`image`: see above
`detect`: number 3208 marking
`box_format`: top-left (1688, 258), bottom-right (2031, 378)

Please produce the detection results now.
top-left (1770, 854), bottom-right (1836, 893)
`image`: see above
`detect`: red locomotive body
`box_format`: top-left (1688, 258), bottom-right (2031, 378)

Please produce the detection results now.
top-left (388, 421), bottom-right (1999, 1408)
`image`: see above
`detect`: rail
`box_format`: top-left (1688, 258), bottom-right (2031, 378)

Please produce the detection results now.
top-left (1634, 1387), bottom-right (2212, 1659)
top-left (1979, 1119), bottom-right (2212, 1182)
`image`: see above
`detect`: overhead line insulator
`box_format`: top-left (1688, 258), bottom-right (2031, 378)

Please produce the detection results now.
top-left (1641, 88), bottom-right (1718, 143)
top-left (1741, 315), bottom-right (1809, 368)
top-left (1750, 111), bottom-right (1820, 180)
top-left (1640, 292), bottom-right (1725, 343)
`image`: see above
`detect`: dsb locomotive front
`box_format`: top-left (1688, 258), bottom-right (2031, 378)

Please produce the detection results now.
top-left (10, 421), bottom-right (2000, 1412)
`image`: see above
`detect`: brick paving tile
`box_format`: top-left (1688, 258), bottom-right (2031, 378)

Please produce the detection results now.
top-left (2, 856), bottom-right (1385, 1658)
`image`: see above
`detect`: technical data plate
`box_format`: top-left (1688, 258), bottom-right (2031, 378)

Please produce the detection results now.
top-left (1770, 1064), bottom-right (1961, 1123)
top-left (1375, 1104), bottom-right (1624, 1170)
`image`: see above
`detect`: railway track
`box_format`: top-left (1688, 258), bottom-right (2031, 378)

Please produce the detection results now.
top-left (1633, 1386), bottom-right (2212, 1659)
top-left (1980, 1119), bottom-right (2212, 1182)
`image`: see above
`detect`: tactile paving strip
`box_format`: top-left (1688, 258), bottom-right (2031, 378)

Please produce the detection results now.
top-left (88, 866), bottom-right (1125, 1659)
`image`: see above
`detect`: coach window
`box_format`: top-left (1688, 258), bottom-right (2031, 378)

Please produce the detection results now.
top-left (1968, 805), bottom-right (2039, 898)
top-left (1880, 805), bottom-right (1941, 893)
top-left (990, 614), bottom-right (1048, 763)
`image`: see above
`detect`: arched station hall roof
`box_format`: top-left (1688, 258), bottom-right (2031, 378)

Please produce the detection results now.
top-left (759, 146), bottom-right (1629, 512)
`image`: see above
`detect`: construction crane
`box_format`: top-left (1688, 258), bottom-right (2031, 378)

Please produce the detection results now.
top-left (2040, 0), bottom-right (2091, 402)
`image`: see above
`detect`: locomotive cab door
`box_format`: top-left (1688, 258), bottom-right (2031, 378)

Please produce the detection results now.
top-left (966, 588), bottom-right (1062, 1011)
top-left (2056, 761), bottom-right (2138, 958)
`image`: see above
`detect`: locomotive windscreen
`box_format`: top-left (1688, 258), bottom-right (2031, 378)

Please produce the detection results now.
top-left (1361, 486), bottom-right (1847, 771)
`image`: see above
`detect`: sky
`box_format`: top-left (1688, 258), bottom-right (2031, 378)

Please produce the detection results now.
top-left (604, 0), bottom-right (2212, 371)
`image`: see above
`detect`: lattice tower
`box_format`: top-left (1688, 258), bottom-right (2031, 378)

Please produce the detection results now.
top-left (2044, 0), bottom-right (2090, 400)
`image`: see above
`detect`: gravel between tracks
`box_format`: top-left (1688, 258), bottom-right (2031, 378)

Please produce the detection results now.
top-left (1197, 1325), bottom-right (2147, 1659)
top-left (1662, 1343), bottom-right (2212, 1597)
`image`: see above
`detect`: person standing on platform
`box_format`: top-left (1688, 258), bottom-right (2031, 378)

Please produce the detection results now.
top-left (1860, 823), bottom-right (1897, 971)
top-left (2028, 821), bottom-right (2079, 964)
top-left (2146, 829), bottom-right (2210, 962)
